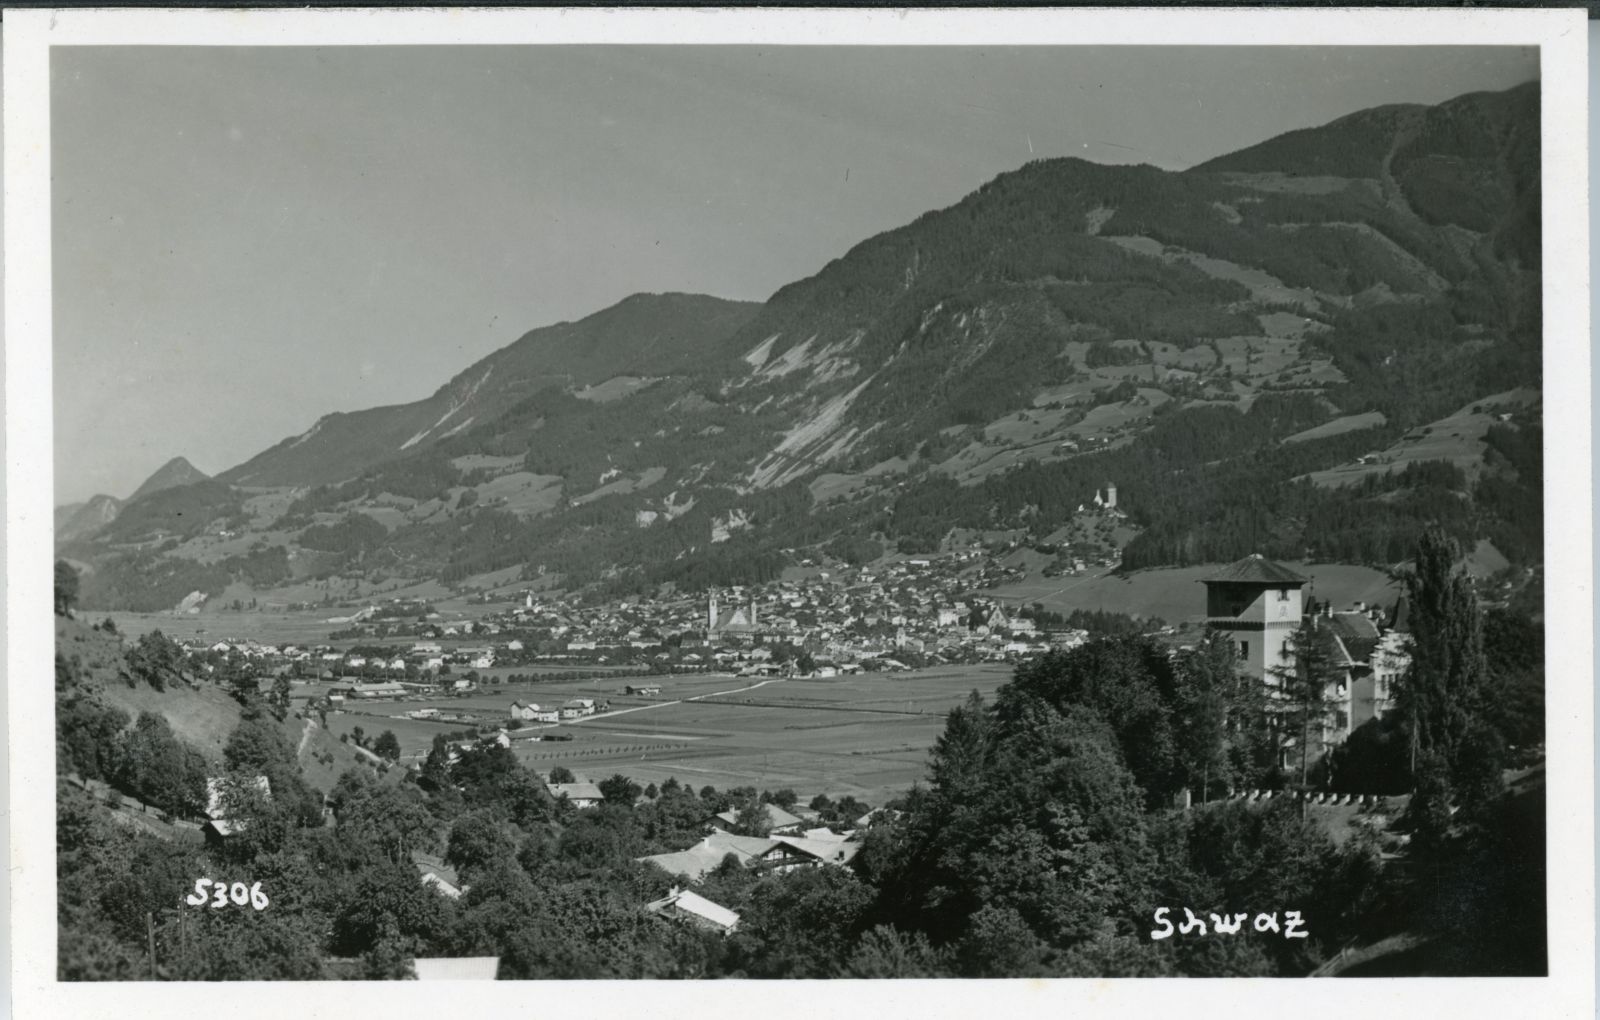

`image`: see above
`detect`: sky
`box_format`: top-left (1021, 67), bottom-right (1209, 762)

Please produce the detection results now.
top-left (51, 44), bottom-right (1539, 505)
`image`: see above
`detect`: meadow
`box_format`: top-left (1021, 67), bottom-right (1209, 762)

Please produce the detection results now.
top-left (322, 664), bottom-right (1014, 804)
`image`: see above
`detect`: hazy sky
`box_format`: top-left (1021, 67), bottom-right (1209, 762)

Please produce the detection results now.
top-left (52, 45), bottom-right (1538, 504)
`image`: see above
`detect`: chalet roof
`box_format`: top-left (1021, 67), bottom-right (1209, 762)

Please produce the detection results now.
top-left (771, 833), bottom-right (863, 866)
top-left (712, 802), bottom-right (804, 831)
top-left (548, 782), bottom-right (604, 802)
top-left (637, 832), bottom-right (781, 881)
top-left (645, 888), bottom-right (741, 931)
top-left (1200, 554), bottom-right (1308, 586)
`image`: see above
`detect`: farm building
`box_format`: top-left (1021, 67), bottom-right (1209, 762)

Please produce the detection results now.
top-left (625, 684), bottom-right (662, 696)
top-left (559, 698), bottom-right (597, 719)
top-left (509, 701), bottom-right (558, 723)
top-left (341, 682), bottom-right (407, 700)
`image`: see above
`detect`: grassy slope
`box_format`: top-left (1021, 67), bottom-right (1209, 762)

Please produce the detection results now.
top-left (59, 616), bottom-right (243, 760)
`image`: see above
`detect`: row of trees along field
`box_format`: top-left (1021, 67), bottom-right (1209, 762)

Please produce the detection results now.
top-left (54, 528), bottom-right (1542, 977)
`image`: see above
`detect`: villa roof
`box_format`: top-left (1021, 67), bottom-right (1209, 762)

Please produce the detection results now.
top-left (1200, 554), bottom-right (1308, 586)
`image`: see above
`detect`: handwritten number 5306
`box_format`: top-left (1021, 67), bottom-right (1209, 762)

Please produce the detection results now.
top-left (185, 878), bottom-right (269, 911)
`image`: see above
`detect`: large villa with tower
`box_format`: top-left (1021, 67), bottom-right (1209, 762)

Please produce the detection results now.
top-left (1202, 553), bottom-right (1411, 770)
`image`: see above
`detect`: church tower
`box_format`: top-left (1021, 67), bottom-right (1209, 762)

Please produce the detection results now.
top-left (1200, 554), bottom-right (1306, 683)
top-left (708, 592), bottom-right (719, 632)
top-left (1105, 482), bottom-right (1117, 510)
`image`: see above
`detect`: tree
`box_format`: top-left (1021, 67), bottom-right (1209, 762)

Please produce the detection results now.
top-left (114, 713), bottom-right (209, 817)
top-left (124, 631), bottom-right (186, 692)
top-left (1392, 528), bottom-right (1493, 792)
top-left (731, 867), bottom-right (875, 977)
top-left (373, 731), bottom-right (402, 763)
top-left (1171, 634), bottom-right (1266, 801)
top-left (599, 774), bottom-right (641, 806)
top-left (418, 734), bottom-right (453, 793)
top-left (1267, 621), bottom-right (1349, 796)
top-left (55, 560), bottom-right (80, 617)
top-left (271, 675), bottom-right (293, 719)
top-left (842, 926), bottom-right (947, 978)
top-left (446, 810), bottom-right (517, 876)
top-left (548, 766), bottom-right (576, 785)
top-left (731, 799), bottom-right (772, 838)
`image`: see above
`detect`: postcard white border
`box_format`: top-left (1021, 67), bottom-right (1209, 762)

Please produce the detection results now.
top-left (6, 7), bottom-right (1590, 1020)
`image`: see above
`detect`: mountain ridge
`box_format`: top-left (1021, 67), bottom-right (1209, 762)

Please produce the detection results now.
top-left (60, 83), bottom-right (1544, 612)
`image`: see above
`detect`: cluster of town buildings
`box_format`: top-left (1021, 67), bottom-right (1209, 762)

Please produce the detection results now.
top-left (178, 551), bottom-right (1091, 687)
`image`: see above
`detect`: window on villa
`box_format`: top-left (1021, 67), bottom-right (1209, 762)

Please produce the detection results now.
top-left (1238, 640), bottom-right (1250, 659)
top-left (1276, 589), bottom-right (1290, 601)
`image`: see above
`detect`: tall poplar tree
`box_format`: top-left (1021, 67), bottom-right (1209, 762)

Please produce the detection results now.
top-left (1392, 527), bottom-right (1493, 794)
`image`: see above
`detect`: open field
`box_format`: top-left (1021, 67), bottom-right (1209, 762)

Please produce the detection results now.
top-left (987, 561), bottom-right (1397, 624)
top-left (512, 665), bottom-right (1013, 803)
top-left (324, 665), bottom-right (1013, 804)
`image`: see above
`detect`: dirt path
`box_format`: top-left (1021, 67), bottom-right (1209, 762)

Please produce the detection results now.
top-left (296, 716), bottom-right (317, 757)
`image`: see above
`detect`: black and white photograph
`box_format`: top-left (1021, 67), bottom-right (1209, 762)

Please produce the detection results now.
top-left (5, 7), bottom-right (1591, 1017)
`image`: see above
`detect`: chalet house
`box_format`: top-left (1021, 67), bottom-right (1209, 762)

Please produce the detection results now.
top-left (645, 887), bottom-right (740, 934)
top-left (637, 829), bottom-right (861, 881)
top-left (707, 802), bottom-right (805, 836)
top-left (546, 781), bottom-right (604, 808)
top-left (636, 832), bottom-right (788, 881)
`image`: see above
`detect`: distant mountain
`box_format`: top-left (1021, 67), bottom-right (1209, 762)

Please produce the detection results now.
top-left (55, 494), bottom-right (122, 543)
top-left (67, 83), bottom-right (1544, 611)
top-left (129, 456), bottom-right (210, 502)
top-left (220, 293), bottom-right (760, 488)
